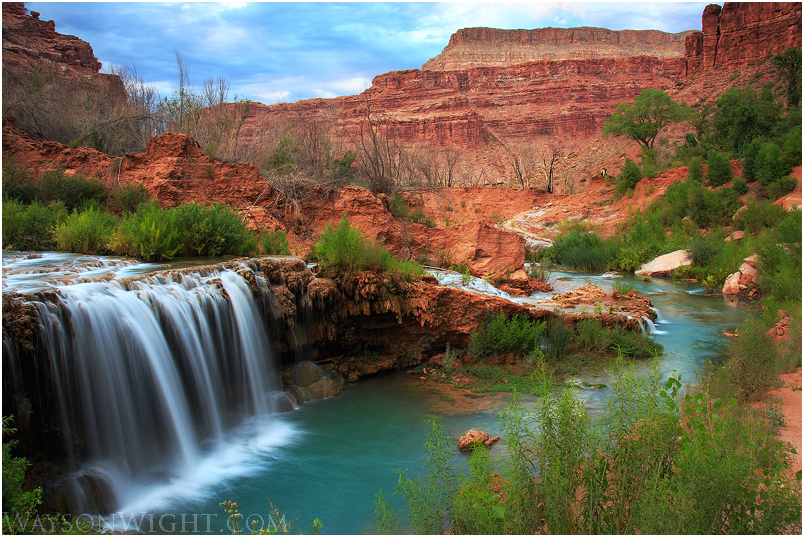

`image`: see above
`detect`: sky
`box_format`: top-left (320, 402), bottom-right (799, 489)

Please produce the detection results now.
top-left (28, 1), bottom-right (716, 105)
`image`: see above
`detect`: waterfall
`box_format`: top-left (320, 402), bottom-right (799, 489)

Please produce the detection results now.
top-left (21, 265), bottom-right (289, 513)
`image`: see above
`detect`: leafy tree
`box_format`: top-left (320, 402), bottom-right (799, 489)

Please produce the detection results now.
top-left (713, 87), bottom-right (782, 156)
top-left (741, 137), bottom-right (765, 183)
top-left (602, 89), bottom-right (687, 149)
top-left (705, 150), bottom-right (732, 187)
top-left (782, 125), bottom-right (802, 168)
top-left (616, 158), bottom-right (643, 196)
top-left (756, 143), bottom-right (790, 186)
top-left (687, 156), bottom-right (703, 183)
top-left (771, 47), bottom-right (802, 107)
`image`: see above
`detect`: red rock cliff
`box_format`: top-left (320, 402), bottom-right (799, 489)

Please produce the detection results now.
top-left (424, 27), bottom-right (694, 70)
top-left (686, 2), bottom-right (802, 72)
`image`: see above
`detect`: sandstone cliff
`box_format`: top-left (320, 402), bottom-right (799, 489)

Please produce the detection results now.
top-left (686, 2), bottom-right (802, 72)
top-left (423, 27), bottom-right (694, 70)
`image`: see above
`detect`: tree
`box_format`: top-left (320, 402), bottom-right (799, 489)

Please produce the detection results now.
top-left (705, 150), bottom-right (732, 187)
top-left (602, 89), bottom-right (687, 149)
top-left (771, 47), bottom-right (802, 108)
top-left (713, 87), bottom-right (782, 156)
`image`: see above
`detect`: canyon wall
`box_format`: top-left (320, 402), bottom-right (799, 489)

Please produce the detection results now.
top-left (686, 2), bottom-right (802, 72)
top-left (423, 27), bottom-right (693, 70)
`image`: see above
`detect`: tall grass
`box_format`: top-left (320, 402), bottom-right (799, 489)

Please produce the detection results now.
top-left (466, 311), bottom-right (546, 359)
top-left (312, 213), bottom-right (423, 278)
top-left (53, 205), bottom-right (117, 254)
top-left (375, 360), bottom-right (802, 534)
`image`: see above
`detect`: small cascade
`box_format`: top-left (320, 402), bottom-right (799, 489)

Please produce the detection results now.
top-left (17, 263), bottom-right (289, 513)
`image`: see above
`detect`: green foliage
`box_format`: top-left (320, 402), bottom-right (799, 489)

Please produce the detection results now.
top-left (782, 125), bottom-right (802, 168)
top-left (741, 137), bottom-right (765, 182)
top-left (545, 319), bottom-right (573, 359)
top-left (705, 150), bottom-right (732, 187)
top-left (36, 166), bottom-right (108, 211)
top-left (53, 205), bottom-right (117, 254)
top-left (110, 201), bottom-right (180, 261)
top-left (687, 156), bottom-right (703, 182)
top-left (771, 47), bottom-right (802, 107)
top-left (767, 175), bottom-right (798, 200)
top-left (758, 208), bottom-right (801, 301)
top-left (725, 317), bottom-right (783, 401)
top-left (731, 176), bottom-right (748, 195)
top-left (755, 143), bottom-right (791, 186)
top-left (388, 194), bottom-right (410, 220)
top-left (543, 228), bottom-right (617, 273)
top-left (467, 311), bottom-right (546, 359)
top-left (602, 88), bottom-right (687, 149)
top-left (258, 229), bottom-right (291, 255)
top-left (733, 199), bottom-right (787, 234)
top-left (109, 183), bottom-right (152, 214)
top-left (172, 201), bottom-right (256, 258)
top-left (1, 160), bottom-right (37, 204)
top-left (267, 136), bottom-right (299, 175)
top-left (713, 87), bottom-right (783, 156)
top-left (312, 214), bottom-right (422, 278)
top-left (2, 198), bottom-right (67, 251)
top-left (616, 158), bottom-right (643, 196)
top-left (377, 362), bottom-right (802, 534)
top-left (611, 279), bottom-right (634, 295)
top-left (687, 234), bottom-right (723, 267)
top-left (3, 416), bottom-right (42, 534)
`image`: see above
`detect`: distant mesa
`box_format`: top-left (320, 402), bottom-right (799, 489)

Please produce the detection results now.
top-left (423, 27), bottom-right (696, 71)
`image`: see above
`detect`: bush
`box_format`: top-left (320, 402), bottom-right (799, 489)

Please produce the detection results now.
top-left (389, 194), bottom-right (410, 220)
top-left (467, 311), bottom-right (546, 359)
top-left (109, 183), bottom-right (152, 214)
top-left (756, 143), bottom-right (791, 186)
top-left (731, 177), bottom-right (748, 195)
top-left (1, 160), bottom-right (37, 204)
top-left (782, 125), bottom-right (801, 168)
top-left (53, 206), bottom-right (117, 254)
top-left (313, 213), bottom-right (422, 277)
top-left (687, 234), bottom-right (723, 267)
top-left (705, 150), bottom-right (732, 187)
top-left (766, 175), bottom-right (798, 200)
top-left (110, 201), bottom-right (180, 261)
top-left (687, 157), bottom-right (703, 183)
top-left (733, 199), bottom-right (787, 234)
top-left (725, 317), bottom-right (782, 401)
top-left (616, 159), bottom-right (642, 196)
top-left (545, 229), bottom-right (618, 273)
top-left (172, 201), bottom-right (256, 258)
top-left (741, 137), bottom-right (765, 183)
top-left (258, 229), bottom-right (291, 255)
top-left (37, 166), bottom-right (108, 211)
top-left (2, 199), bottom-right (67, 251)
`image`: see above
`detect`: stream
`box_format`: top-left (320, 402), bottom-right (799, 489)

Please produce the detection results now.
top-left (1, 252), bottom-right (747, 534)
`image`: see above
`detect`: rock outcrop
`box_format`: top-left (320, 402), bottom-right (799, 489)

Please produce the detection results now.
top-left (635, 250), bottom-right (692, 277)
top-left (686, 2), bottom-right (802, 72)
top-left (424, 27), bottom-right (693, 71)
top-left (722, 254), bottom-right (760, 297)
top-left (457, 430), bottom-right (500, 451)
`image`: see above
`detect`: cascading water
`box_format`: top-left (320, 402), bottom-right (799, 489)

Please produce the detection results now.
top-left (18, 263), bottom-right (292, 515)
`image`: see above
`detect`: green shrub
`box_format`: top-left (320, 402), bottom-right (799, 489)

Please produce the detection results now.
top-left (110, 201), bottom-right (180, 261)
top-left (731, 177), bottom-right (748, 195)
top-left (616, 159), bottom-right (642, 196)
top-left (3, 416), bottom-right (42, 532)
top-left (1, 160), bottom-right (36, 204)
top-left (733, 199), bottom-right (787, 233)
top-left (766, 175), bottom-right (798, 200)
top-left (389, 194), bottom-right (410, 220)
top-left (467, 310), bottom-right (546, 359)
top-left (705, 150), bottom-right (732, 187)
top-left (172, 201), bottom-right (256, 258)
top-left (109, 183), bottom-right (152, 214)
top-left (545, 229), bottom-right (618, 273)
top-left (611, 279), bottom-right (635, 295)
top-left (687, 156), bottom-right (703, 183)
top-left (756, 143), bottom-right (790, 186)
top-left (258, 229), bottom-right (291, 255)
top-left (741, 137), bottom-right (765, 183)
top-left (687, 234), bottom-right (723, 267)
top-left (782, 125), bottom-right (801, 168)
top-left (53, 206), bottom-right (116, 254)
top-left (545, 319), bottom-right (573, 359)
top-left (37, 166), bottom-right (108, 211)
top-left (313, 213), bottom-right (422, 277)
top-left (758, 208), bottom-right (801, 301)
top-left (1, 199), bottom-right (67, 251)
top-left (725, 317), bottom-right (782, 401)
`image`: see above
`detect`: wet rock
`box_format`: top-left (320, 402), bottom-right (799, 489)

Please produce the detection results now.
top-left (635, 249), bottom-right (691, 277)
top-left (458, 430), bottom-right (490, 451)
top-left (293, 361), bottom-right (322, 387)
top-left (288, 384), bottom-right (310, 403)
top-left (305, 378), bottom-right (341, 400)
top-left (484, 435), bottom-right (501, 447)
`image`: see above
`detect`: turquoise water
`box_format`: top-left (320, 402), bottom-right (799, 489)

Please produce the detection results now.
top-left (136, 271), bottom-right (747, 535)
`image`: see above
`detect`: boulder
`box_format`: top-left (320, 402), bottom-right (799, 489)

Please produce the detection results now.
top-left (722, 253), bottom-right (760, 297)
top-left (458, 430), bottom-right (490, 451)
top-left (293, 361), bottom-right (322, 387)
top-left (305, 378), bottom-right (341, 400)
top-left (724, 230), bottom-right (745, 243)
top-left (635, 250), bottom-right (691, 277)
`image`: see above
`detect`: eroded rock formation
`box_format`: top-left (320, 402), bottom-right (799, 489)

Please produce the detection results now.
top-left (424, 27), bottom-right (693, 70)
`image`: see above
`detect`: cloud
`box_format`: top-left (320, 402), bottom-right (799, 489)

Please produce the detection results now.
top-left (28, 1), bottom-right (713, 104)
